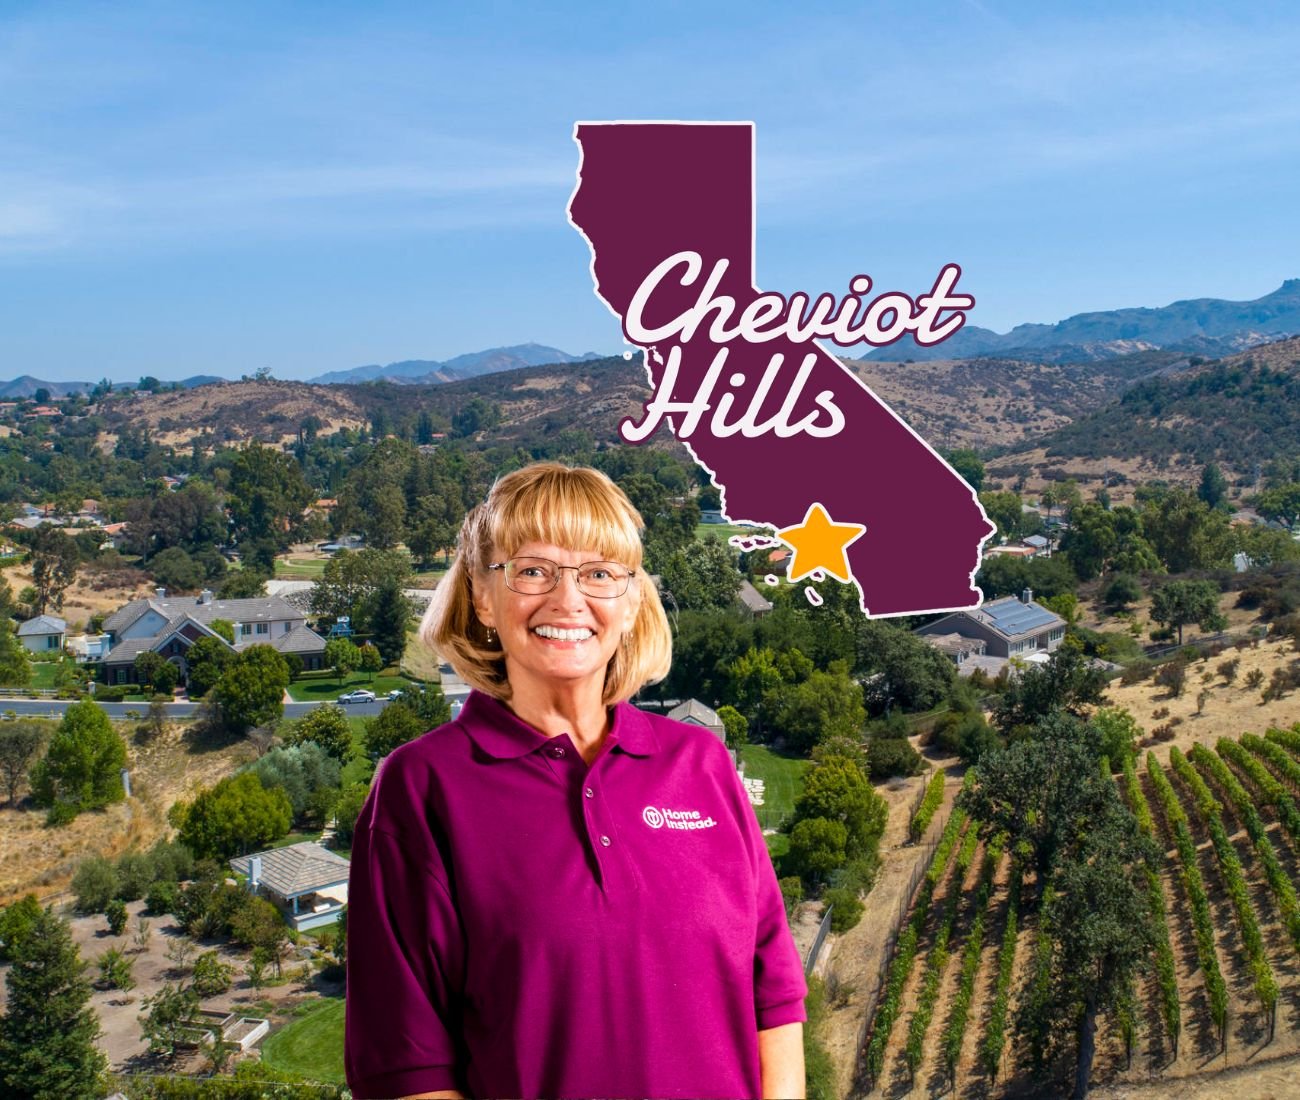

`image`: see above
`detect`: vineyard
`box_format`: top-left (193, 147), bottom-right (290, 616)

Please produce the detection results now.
top-left (855, 723), bottom-right (1300, 1097)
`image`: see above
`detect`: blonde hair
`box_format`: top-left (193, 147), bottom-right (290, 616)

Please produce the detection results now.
top-left (421, 462), bottom-right (672, 704)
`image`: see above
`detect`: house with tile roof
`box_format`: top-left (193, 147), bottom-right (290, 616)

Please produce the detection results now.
top-left (230, 841), bottom-right (349, 931)
top-left (914, 588), bottom-right (1066, 661)
top-left (101, 586), bottom-right (327, 686)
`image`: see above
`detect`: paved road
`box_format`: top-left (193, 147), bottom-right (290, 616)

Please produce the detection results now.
top-left (0, 688), bottom-right (471, 721)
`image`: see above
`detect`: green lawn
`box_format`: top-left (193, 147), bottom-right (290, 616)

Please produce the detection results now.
top-left (274, 557), bottom-right (327, 578)
top-left (738, 744), bottom-right (811, 831)
top-left (694, 522), bottom-right (769, 544)
top-left (286, 672), bottom-right (412, 703)
top-left (261, 997), bottom-right (346, 1084)
top-left (29, 661), bottom-right (61, 690)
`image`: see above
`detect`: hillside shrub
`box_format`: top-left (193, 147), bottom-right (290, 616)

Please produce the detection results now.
top-left (72, 856), bottom-right (118, 913)
top-left (866, 737), bottom-right (923, 780)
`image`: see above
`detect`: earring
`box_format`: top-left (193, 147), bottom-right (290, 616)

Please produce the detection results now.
top-left (485, 626), bottom-right (497, 645)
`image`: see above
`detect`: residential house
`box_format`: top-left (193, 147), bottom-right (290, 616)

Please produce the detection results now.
top-left (914, 588), bottom-right (1066, 664)
top-left (17, 614), bottom-right (66, 653)
top-left (101, 587), bottom-right (327, 685)
top-left (737, 578), bottom-right (774, 617)
top-left (230, 842), bottom-right (349, 931)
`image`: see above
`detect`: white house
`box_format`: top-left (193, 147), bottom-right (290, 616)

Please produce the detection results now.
top-left (17, 614), bottom-right (66, 654)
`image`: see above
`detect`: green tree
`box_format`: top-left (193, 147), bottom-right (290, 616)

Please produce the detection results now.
top-left (226, 442), bottom-right (314, 570)
top-left (191, 949), bottom-right (234, 996)
top-left (1150, 579), bottom-right (1226, 645)
top-left (1092, 707), bottom-right (1140, 772)
top-left (945, 448), bottom-right (985, 491)
top-left (786, 817), bottom-right (848, 884)
top-left (1255, 482), bottom-right (1300, 529)
top-left (134, 649), bottom-right (164, 689)
top-left (95, 946), bottom-right (134, 991)
top-left (791, 752), bottom-right (887, 855)
top-left (656, 538), bottom-right (743, 611)
top-left (389, 684), bottom-right (452, 728)
top-left (1197, 463), bottom-right (1229, 509)
top-left (0, 720), bottom-right (43, 805)
top-left (992, 645), bottom-right (1106, 737)
top-left (185, 635), bottom-right (232, 697)
top-left (104, 898), bottom-right (128, 937)
top-left (979, 490), bottom-right (1030, 541)
top-left (716, 704), bottom-right (748, 750)
top-left (147, 546), bottom-right (205, 591)
top-left (211, 645), bottom-right (290, 734)
top-left (333, 784), bottom-right (371, 849)
top-left (28, 524), bottom-right (80, 614)
top-left (1101, 573), bottom-right (1142, 612)
top-left (772, 662), bottom-right (865, 755)
top-left (1139, 489), bottom-right (1233, 573)
top-left (139, 983), bottom-right (201, 1062)
top-left (725, 647), bottom-right (785, 739)
top-left (370, 576), bottom-right (411, 666)
top-left (218, 568), bottom-right (269, 599)
top-left (324, 637), bottom-right (362, 686)
top-left (0, 618), bottom-right (31, 688)
top-left (357, 642), bottom-right (384, 681)
top-left (363, 703), bottom-right (425, 760)
top-left (248, 742), bottom-right (342, 825)
top-left (310, 548), bottom-right (412, 632)
top-left (28, 700), bottom-right (126, 819)
top-left (0, 894), bottom-right (43, 961)
top-left (71, 857), bottom-right (118, 913)
top-left (855, 620), bottom-right (955, 714)
top-left (0, 907), bottom-right (108, 1098)
top-left (287, 704), bottom-right (354, 761)
top-left (176, 773), bottom-right (292, 860)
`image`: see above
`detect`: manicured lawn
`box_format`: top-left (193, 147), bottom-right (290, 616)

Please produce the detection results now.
top-left (694, 522), bottom-right (765, 543)
top-left (738, 744), bottom-right (811, 831)
top-left (274, 557), bottom-right (327, 578)
top-left (286, 672), bottom-right (412, 703)
top-left (29, 661), bottom-right (61, 690)
top-left (261, 997), bottom-right (346, 1084)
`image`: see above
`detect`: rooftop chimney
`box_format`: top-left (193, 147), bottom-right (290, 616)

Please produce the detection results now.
top-left (199, 589), bottom-right (213, 605)
top-left (1021, 587), bottom-right (1033, 605)
top-left (155, 587), bottom-right (167, 600)
top-left (249, 855), bottom-right (262, 892)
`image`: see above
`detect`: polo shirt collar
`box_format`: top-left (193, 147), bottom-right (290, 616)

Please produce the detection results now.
top-left (458, 689), bottom-right (659, 758)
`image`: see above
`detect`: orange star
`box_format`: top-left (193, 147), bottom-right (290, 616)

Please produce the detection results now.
top-left (776, 503), bottom-right (866, 584)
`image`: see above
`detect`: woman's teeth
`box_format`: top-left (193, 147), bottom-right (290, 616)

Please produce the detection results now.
top-left (534, 625), bottom-right (594, 641)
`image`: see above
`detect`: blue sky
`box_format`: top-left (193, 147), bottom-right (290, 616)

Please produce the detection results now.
top-left (1, 1), bottom-right (1298, 382)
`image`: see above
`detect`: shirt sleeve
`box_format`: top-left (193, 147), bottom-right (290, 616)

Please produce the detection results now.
top-left (345, 778), bottom-right (467, 1098)
top-left (724, 745), bottom-right (809, 1031)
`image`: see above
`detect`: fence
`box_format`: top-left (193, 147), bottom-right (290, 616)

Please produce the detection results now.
top-left (804, 904), bottom-right (834, 977)
top-left (846, 808), bottom-right (949, 1097)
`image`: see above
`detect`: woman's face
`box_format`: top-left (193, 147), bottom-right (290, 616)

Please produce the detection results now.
top-left (472, 540), bottom-right (640, 699)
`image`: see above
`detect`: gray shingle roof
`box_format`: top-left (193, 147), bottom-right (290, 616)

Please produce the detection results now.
top-left (17, 614), bottom-right (66, 636)
top-left (230, 842), bottom-right (350, 899)
top-left (105, 594), bottom-right (304, 636)
top-left (667, 698), bottom-right (723, 731)
top-left (973, 596), bottom-right (1064, 639)
top-left (271, 623), bottom-right (327, 655)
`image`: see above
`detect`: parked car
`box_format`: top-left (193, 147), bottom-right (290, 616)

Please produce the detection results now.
top-left (338, 689), bottom-right (377, 704)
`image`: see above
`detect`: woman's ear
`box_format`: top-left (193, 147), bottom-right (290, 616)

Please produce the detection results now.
top-left (471, 572), bottom-right (495, 630)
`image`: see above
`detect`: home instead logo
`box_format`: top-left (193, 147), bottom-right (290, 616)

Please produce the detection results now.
top-left (569, 121), bottom-right (996, 619)
top-left (642, 806), bottom-right (718, 831)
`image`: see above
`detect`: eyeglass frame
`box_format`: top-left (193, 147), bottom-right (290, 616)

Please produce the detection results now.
top-left (486, 556), bottom-right (637, 599)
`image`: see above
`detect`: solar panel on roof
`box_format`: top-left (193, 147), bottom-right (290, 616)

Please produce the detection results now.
top-left (982, 598), bottom-right (1059, 636)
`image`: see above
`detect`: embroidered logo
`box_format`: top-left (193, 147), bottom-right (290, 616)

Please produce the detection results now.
top-left (642, 805), bottom-right (717, 831)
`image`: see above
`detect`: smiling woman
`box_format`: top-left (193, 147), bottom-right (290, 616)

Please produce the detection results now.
top-left (343, 462), bottom-right (806, 1100)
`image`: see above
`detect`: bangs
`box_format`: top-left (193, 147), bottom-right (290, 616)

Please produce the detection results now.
top-left (486, 467), bottom-right (644, 568)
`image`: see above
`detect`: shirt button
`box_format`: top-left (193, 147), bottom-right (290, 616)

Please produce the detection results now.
top-left (585, 787), bottom-right (594, 798)
top-left (599, 835), bottom-right (611, 847)
top-left (550, 745), bottom-right (565, 758)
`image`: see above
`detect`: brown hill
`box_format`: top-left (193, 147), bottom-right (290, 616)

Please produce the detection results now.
top-left (96, 379), bottom-right (368, 448)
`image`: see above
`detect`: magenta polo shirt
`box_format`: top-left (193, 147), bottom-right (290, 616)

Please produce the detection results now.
top-left (344, 689), bottom-right (806, 1099)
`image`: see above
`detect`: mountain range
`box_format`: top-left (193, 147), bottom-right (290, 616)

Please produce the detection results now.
top-left (864, 279), bottom-right (1300, 363)
top-left (306, 343), bottom-right (605, 385)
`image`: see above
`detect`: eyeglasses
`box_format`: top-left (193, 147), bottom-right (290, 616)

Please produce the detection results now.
top-left (488, 556), bottom-right (636, 598)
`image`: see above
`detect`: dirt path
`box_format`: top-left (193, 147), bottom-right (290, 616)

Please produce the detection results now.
top-left (816, 759), bottom-right (963, 1098)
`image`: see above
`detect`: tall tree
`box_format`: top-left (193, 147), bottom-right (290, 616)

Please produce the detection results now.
top-left (370, 576), bottom-right (412, 666)
top-left (0, 619), bottom-right (31, 689)
top-left (1150, 579), bottom-right (1226, 645)
top-left (0, 907), bottom-right (108, 1098)
top-left (27, 525), bottom-right (80, 614)
top-left (226, 442), bottom-right (313, 570)
top-left (28, 700), bottom-right (126, 819)
top-left (210, 645), bottom-right (290, 735)
top-left (0, 721), bottom-right (44, 806)
top-left (175, 772), bottom-right (291, 859)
